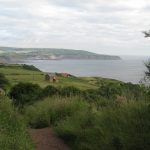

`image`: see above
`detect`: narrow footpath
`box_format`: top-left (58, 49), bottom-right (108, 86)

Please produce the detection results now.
top-left (29, 128), bottom-right (70, 150)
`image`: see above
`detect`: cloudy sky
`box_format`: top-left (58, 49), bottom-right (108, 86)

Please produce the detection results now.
top-left (0, 0), bottom-right (150, 55)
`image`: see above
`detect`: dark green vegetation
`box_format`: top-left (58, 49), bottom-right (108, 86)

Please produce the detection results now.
top-left (0, 96), bottom-right (34, 150)
top-left (23, 82), bottom-right (150, 150)
top-left (56, 101), bottom-right (150, 150)
top-left (9, 83), bottom-right (42, 107)
top-left (0, 46), bottom-right (121, 63)
top-left (22, 64), bottom-right (41, 71)
top-left (0, 73), bottom-right (9, 90)
top-left (143, 30), bottom-right (150, 38)
top-left (0, 64), bottom-right (150, 150)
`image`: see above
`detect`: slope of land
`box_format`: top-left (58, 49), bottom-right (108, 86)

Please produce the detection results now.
top-left (0, 64), bottom-right (121, 90)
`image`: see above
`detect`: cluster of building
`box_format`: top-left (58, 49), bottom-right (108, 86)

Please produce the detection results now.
top-left (45, 73), bottom-right (72, 83)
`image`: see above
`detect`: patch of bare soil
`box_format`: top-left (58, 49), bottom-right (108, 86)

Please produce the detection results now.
top-left (29, 128), bottom-right (70, 150)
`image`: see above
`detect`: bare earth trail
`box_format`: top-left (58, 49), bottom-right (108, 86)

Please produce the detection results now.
top-left (29, 128), bottom-right (70, 150)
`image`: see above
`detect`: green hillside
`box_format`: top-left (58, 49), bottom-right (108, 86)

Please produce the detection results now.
top-left (0, 64), bottom-right (102, 89)
top-left (0, 47), bottom-right (121, 62)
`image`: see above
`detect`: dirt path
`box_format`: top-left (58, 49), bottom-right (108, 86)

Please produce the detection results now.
top-left (29, 128), bottom-right (70, 150)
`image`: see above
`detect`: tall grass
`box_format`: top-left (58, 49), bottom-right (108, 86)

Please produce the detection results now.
top-left (23, 93), bottom-right (150, 150)
top-left (0, 96), bottom-right (34, 150)
top-left (55, 101), bottom-right (150, 150)
top-left (25, 96), bottom-right (89, 128)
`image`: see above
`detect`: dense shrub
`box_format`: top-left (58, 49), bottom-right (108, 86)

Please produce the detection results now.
top-left (9, 82), bottom-right (42, 107)
top-left (98, 83), bottom-right (122, 99)
top-left (41, 85), bottom-right (59, 98)
top-left (60, 86), bottom-right (81, 97)
top-left (22, 64), bottom-right (40, 71)
top-left (25, 97), bottom-right (88, 128)
top-left (83, 82), bottom-right (148, 102)
top-left (0, 73), bottom-right (9, 90)
top-left (55, 102), bottom-right (150, 150)
top-left (82, 89), bottom-right (113, 109)
top-left (82, 89), bottom-right (99, 101)
top-left (120, 83), bottom-right (147, 101)
top-left (0, 96), bottom-right (34, 150)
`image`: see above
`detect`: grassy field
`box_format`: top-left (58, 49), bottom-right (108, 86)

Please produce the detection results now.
top-left (0, 64), bottom-right (111, 89)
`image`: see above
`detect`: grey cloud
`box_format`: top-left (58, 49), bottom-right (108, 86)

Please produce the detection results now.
top-left (95, 4), bottom-right (134, 13)
top-left (0, 0), bottom-right (150, 55)
top-left (47, 0), bottom-right (89, 9)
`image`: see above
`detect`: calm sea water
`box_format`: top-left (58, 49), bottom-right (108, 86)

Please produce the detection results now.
top-left (24, 56), bottom-right (149, 84)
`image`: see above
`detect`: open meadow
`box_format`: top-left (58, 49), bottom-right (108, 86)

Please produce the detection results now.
top-left (0, 64), bottom-right (100, 89)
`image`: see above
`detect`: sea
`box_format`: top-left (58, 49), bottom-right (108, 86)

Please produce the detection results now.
top-left (24, 56), bottom-right (150, 84)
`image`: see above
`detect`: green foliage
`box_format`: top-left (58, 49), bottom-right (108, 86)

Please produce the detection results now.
top-left (0, 96), bottom-right (34, 150)
top-left (41, 85), bottom-right (59, 97)
top-left (0, 73), bottom-right (9, 90)
top-left (82, 89), bottom-right (100, 101)
top-left (60, 86), bottom-right (81, 97)
top-left (98, 83), bottom-right (122, 99)
top-left (143, 30), bottom-right (150, 38)
top-left (120, 82), bottom-right (148, 101)
top-left (82, 83), bottom-right (122, 101)
top-left (2, 64), bottom-right (150, 150)
top-left (15, 75), bottom-right (150, 150)
top-left (55, 102), bottom-right (150, 150)
top-left (144, 60), bottom-right (150, 82)
top-left (22, 64), bottom-right (40, 71)
top-left (25, 97), bottom-right (88, 128)
top-left (0, 64), bottom-right (97, 89)
top-left (9, 82), bottom-right (42, 107)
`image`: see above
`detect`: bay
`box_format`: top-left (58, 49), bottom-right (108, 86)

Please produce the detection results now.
top-left (24, 56), bottom-right (149, 84)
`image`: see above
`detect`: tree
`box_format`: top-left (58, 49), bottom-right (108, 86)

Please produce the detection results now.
top-left (9, 82), bottom-right (42, 107)
top-left (143, 30), bottom-right (150, 81)
top-left (98, 83), bottom-right (121, 99)
top-left (41, 85), bottom-right (59, 97)
top-left (143, 30), bottom-right (150, 38)
top-left (144, 61), bottom-right (150, 80)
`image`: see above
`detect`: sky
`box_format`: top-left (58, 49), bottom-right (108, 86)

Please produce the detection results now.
top-left (0, 0), bottom-right (150, 55)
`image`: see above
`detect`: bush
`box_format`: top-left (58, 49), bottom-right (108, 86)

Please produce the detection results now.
top-left (9, 82), bottom-right (42, 107)
top-left (0, 96), bottom-right (34, 150)
top-left (60, 86), bottom-right (81, 97)
top-left (98, 83), bottom-right (122, 99)
top-left (82, 89), bottom-right (102, 102)
top-left (41, 85), bottom-right (59, 98)
top-left (22, 64), bottom-right (40, 71)
top-left (120, 83), bottom-right (147, 101)
top-left (0, 73), bottom-right (9, 90)
top-left (55, 110), bottom-right (96, 149)
top-left (24, 97), bottom-right (88, 128)
top-left (55, 102), bottom-right (150, 150)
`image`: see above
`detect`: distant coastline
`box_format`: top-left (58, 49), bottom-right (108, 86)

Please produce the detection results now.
top-left (0, 46), bottom-right (121, 63)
